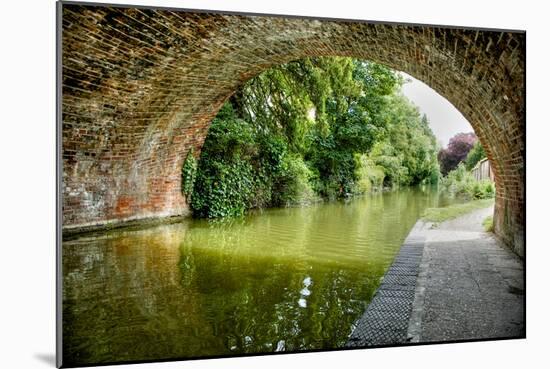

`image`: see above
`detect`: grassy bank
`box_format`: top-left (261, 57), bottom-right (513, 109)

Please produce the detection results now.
top-left (421, 199), bottom-right (494, 224)
top-left (483, 215), bottom-right (494, 232)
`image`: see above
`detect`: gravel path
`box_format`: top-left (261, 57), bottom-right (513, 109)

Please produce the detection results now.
top-left (408, 205), bottom-right (525, 342)
top-left (347, 205), bottom-right (525, 347)
top-left (434, 206), bottom-right (493, 232)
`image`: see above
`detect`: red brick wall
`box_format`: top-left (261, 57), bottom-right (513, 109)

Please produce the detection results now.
top-left (61, 4), bottom-right (525, 256)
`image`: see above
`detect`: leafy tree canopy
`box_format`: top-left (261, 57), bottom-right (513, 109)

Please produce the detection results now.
top-left (464, 140), bottom-right (486, 170)
top-left (437, 132), bottom-right (477, 176)
top-left (184, 57), bottom-right (441, 218)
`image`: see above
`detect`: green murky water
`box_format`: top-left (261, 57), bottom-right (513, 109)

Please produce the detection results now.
top-left (62, 187), bottom-right (454, 366)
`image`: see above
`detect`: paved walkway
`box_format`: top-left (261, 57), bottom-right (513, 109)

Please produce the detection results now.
top-left (409, 207), bottom-right (525, 342)
top-left (347, 206), bottom-right (525, 347)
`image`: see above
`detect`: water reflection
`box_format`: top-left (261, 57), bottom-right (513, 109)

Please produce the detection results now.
top-left (63, 187), bottom-right (454, 366)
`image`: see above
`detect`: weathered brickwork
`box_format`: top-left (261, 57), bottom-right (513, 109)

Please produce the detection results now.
top-left (61, 4), bottom-right (525, 255)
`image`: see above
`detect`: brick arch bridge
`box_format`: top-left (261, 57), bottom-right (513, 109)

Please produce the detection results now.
top-left (61, 4), bottom-right (525, 255)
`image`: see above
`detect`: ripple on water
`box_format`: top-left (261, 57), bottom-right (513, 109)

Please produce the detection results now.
top-left (62, 188), bottom-right (456, 366)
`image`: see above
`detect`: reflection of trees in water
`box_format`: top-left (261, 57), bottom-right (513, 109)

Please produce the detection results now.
top-left (63, 188), bottom-right (459, 365)
top-left (181, 245), bottom-right (379, 353)
top-left (63, 223), bottom-right (229, 364)
top-left (177, 206), bottom-right (383, 354)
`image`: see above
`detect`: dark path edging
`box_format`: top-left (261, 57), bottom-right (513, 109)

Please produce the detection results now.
top-left (346, 221), bottom-right (427, 347)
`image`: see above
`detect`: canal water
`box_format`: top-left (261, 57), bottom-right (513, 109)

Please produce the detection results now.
top-left (62, 187), bottom-right (456, 365)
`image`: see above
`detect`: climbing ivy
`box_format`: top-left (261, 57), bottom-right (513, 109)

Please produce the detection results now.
top-left (181, 149), bottom-right (197, 202)
top-left (188, 103), bottom-right (317, 218)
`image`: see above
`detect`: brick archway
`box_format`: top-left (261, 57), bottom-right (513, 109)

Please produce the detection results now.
top-left (61, 4), bottom-right (525, 255)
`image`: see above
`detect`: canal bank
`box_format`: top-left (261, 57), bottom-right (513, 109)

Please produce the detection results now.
top-left (347, 205), bottom-right (525, 346)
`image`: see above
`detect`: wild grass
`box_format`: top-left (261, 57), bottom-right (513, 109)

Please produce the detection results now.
top-left (439, 163), bottom-right (495, 200)
top-left (421, 198), bottom-right (494, 224)
top-left (483, 215), bottom-right (494, 232)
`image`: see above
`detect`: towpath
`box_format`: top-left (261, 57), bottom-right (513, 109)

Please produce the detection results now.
top-left (347, 206), bottom-right (525, 347)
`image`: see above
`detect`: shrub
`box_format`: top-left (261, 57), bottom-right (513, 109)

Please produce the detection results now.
top-left (438, 132), bottom-right (477, 175)
top-left (191, 158), bottom-right (256, 218)
top-left (354, 154), bottom-right (385, 193)
top-left (189, 103), bottom-right (318, 218)
top-left (190, 104), bottom-right (257, 218)
top-left (307, 137), bottom-right (358, 200)
top-left (483, 215), bottom-right (494, 232)
top-left (467, 179), bottom-right (495, 200)
top-left (439, 163), bottom-right (495, 200)
top-left (273, 154), bottom-right (317, 206)
top-left (181, 149), bottom-right (197, 202)
top-left (464, 141), bottom-right (486, 170)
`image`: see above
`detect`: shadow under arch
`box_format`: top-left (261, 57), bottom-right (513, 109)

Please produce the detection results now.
top-left (61, 4), bottom-right (524, 255)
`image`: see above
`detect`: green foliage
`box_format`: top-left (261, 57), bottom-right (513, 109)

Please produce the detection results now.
top-left (191, 159), bottom-right (255, 218)
top-left (483, 215), bottom-right (494, 232)
top-left (181, 149), bottom-right (198, 202)
top-left (308, 145), bottom-right (357, 199)
top-left (439, 163), bottom-right (495, 200)
top-left (238, 57), bottom-right (361, 153)
top-left (189, 103), bottom-right (317, 218)
top-left (190, 105), bottom-right (256, 218)
top-left (354, 154), bottom-right (385, 193)
top-left (470, 179), bottom-right (495, 199)
top-left (421, 199), bottom-right (495, 224)
top-left (185, 58), bottom-right (442, 218)
top-left (464, 141), bottom-right (486, 170)
top-left (272, 154), bottom-right (318, 206)
top-left (366, 97), bottom-right (440, 188)
top-left (367, 142), bottom-right (408, 187)
top-left (306, 61), bottom-right (412, 198)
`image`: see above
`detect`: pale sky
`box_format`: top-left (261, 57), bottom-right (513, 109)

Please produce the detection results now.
top-left (399, 72), bottom-right (473, 148)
